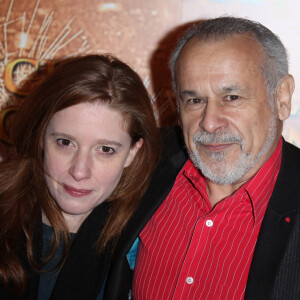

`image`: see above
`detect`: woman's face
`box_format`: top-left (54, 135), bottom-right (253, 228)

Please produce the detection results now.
top-left (43, 102), bottom-right (143, 231)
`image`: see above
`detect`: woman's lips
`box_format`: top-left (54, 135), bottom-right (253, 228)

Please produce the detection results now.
top-left (63, 184), bottom-right (92, 197)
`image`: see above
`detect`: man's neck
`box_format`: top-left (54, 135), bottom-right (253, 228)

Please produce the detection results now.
top-left (205, 179), bottom-right (245, 207)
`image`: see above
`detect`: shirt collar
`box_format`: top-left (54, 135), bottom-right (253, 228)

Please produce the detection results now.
top-left (243, 138), bottom-right (282, 225)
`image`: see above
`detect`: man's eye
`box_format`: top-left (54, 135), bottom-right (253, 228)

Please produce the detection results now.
top-left (224, 95), bottom-right (240, 101)
top-left (186, 98), bottom-right (204, 104)
top-left (57, 139), bottom-right (72, 147)
top-left (99, 146), bottom-right (115, 154)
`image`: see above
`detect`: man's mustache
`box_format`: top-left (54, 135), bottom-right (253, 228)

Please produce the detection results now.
top-left (193, 131), bottom-right (243, 145)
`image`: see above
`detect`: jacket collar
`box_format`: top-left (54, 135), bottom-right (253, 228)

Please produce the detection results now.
top-left (115, 127), bottom-right (188, 257)
top-left (245, 140), bottom-right (300, 299)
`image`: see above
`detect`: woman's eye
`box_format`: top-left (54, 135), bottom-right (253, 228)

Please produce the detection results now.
top-left (99, 146), bottom-right (115, 154)
top-left (57, 138), bottom-right (72, 147)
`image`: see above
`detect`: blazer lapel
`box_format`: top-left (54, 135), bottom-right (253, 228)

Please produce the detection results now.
top-left (104, 128), bottom-right (188, 299)
top-left (117, 149), bottom-right (188, 256)
top-left (245, 141), bottom-right (300, 299)
top-left (115, 127), bottom-right (188, 257)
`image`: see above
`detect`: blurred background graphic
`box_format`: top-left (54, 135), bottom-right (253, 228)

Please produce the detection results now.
top-left (1, 0), bottom-right (299, 157)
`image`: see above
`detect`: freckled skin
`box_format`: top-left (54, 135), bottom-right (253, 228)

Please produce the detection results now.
top-left (175, 35), bottom-right (282, 201)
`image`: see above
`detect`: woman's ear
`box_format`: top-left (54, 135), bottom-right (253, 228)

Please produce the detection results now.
top-left (124, 138), bottom-right (144, 168)
top-left (275, 74), bottom-right (295, 121)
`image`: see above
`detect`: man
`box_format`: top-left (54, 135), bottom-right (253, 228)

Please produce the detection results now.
top-left (104, 17), bottom-right (300, 299)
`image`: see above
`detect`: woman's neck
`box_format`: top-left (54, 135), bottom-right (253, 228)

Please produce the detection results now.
top-left (42, 211), bottom-right (90, 233)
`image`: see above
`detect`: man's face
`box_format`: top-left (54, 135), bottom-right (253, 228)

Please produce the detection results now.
top-left (176, 34), bottom-right (282, 185)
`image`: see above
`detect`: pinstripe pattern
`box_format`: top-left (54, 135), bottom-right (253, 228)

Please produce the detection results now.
top-left (133, 140), bottom-right (282, 300)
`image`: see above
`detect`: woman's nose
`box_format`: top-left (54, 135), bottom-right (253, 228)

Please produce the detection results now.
top-left (68, 150), bottom-right (91, 181)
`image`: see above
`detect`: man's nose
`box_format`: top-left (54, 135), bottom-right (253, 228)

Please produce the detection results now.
top-left (200, 100), bottom-right (228, 133)
top-left (68, 149), bottom-right (91, 181)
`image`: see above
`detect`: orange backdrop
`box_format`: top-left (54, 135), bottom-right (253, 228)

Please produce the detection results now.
top-left (1, 0), bottom-right (300, 158)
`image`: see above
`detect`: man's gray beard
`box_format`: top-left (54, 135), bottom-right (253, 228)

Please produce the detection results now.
top-left (189, 113), bottom-right (278, 185)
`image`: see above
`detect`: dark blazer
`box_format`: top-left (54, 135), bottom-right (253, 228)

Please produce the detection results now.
top-left (104, 127), bottom-right (300, 300)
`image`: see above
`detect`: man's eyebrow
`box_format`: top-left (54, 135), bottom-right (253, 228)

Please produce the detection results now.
top-left (220, 85), bottom-right (242, 93)
top-left (179, 86), bottom-right (245, 100)
top-left (180, 90), bottom-right (199, 97)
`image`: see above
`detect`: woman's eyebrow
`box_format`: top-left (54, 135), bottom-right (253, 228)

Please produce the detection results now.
top-left (96, 139), bottom-right (122, 147)
top-left (50, 133), bottom-right (122, 147)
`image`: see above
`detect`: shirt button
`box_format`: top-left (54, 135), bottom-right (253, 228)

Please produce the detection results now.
top-left (186, 277), bottom-right (194, 284)
top-left (206, 220), bottom-right (213, 227)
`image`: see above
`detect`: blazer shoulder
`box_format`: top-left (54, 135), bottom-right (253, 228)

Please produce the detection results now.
top-left (283, 140), bottom-right (300, 159)
top-left (280, 140), bottom-right (300, 181)
top-left (268, 140), bottom-right (300, 214)
top-left (160, 126), bottom-right (186, 157)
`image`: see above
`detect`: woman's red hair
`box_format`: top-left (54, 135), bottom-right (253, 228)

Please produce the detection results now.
top-left (0, 55), bottom-right (160, 296)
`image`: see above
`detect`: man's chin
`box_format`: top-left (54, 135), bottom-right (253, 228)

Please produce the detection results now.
top-left (190, 153), bottom-right (247, 185)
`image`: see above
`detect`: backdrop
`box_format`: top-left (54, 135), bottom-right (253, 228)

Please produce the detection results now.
top-left (1, 0), bottom-right (299, 157)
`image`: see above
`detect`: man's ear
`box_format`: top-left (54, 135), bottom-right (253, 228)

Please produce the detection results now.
top-left (275, 74), bottom-right (295, 121)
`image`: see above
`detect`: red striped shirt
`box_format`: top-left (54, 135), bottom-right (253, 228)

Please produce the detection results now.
top-left (133, 139), bottom-right (282, 300)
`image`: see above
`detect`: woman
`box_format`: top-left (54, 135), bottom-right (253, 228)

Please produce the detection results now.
top-left (0, 55), bottom-right (160, 299)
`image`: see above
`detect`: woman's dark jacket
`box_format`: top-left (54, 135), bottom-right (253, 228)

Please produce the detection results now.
top-left (0, 202), bottom-right (111, 300)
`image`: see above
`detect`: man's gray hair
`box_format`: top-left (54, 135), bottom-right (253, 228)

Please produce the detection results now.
top-left (169, 17), bottom-right (289, 102)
